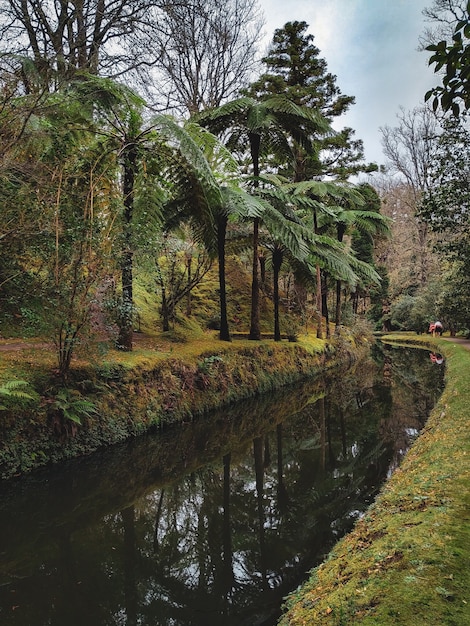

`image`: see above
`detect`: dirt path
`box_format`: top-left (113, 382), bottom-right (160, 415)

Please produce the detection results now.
top-left (0, 332), bottom-right (161, 353)
top-left (442, 336), bottom-right (470, 350)
top-left (1, 333), bottom-right (469, 353)
top-left (0, 340), bottom-right (51, 352)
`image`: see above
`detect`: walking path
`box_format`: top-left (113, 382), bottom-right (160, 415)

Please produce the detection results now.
top-left (443, 336), bottom-right (470, 350)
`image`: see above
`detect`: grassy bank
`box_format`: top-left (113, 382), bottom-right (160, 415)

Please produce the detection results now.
top-left (279, 333), bottom-right (470, 626)
top-left (0, 328), bottom-right (369, 480)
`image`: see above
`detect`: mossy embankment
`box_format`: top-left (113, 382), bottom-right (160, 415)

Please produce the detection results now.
top-left (279, 333), bottom-right (470, 626)
top-left (0, 329), bottom-right (369, 480)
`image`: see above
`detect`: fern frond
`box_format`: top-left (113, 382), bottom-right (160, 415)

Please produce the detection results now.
top-left (0, 379), bottom-right (39, 408)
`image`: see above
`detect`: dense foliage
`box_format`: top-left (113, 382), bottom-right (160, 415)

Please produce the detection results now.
top-left (1, 9), bottom-right (387, 380)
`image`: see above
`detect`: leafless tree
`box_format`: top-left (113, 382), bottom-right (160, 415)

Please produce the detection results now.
top-left (380, 105), bottom-right (439, 199)
top-left (378, 106), bottom-right (441, 287)
top-left (0, 0), bottom-right (264, 111)
top-left (420, 0), bottom-right (468, 48)
top-left (0, 0), bottom-right (165, 89)
top-left (150, 0), bottom-right (264, 115)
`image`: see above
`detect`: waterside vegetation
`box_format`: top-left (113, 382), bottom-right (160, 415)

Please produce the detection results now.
top-left (0, 321), bottom-right (371, 480)
top-left (279, 333), bottom-right (470, 626)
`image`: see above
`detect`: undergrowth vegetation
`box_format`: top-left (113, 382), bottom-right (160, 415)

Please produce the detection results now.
top-left (0, 278), bottom-right (372, 480)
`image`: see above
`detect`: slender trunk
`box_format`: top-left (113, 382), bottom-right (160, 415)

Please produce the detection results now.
top-left (273, 247), bottom-right (283, 341)
top-left (335, 225), bottom-right (346, 334)
top-left (276, 424), bottom-right (288, 512)
top-left (322, 271), bottom-right (330, 338)
top-left (253, 437), bottom-right (268, 590)
top-left (249, 218), bottom-right (261, 339)
top-left (316, 264), bottom-right (323, 339)
top-left (186, 255), bottom-right (192, 316)
top-left (339, 408), bottom-right (347, 457)
top-left (161, 286), bottom-right (170, 332)
top-left (352, 291), bottom-right (359, 315)
top-left (259, 253), bottom-right (266, 289)
top-left (335, 279), bottom-right (342, 334)
top-left (249, 132), bottom-right (261, 340)
top-left (319, 396), bottom-right (326, 472)
top-left (122, 506), bottom-right (137, 626)
top-left (153, 489), bottom-right (165, 553)
top-left (218, 215), bottom-right (231, 341)
top-left (222, 453), bottom-right (234, 593)
top-left (314, 208), bottom-right (323, 339)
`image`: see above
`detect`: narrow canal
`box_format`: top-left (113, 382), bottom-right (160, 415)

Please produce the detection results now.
top-left (0, 344), bottom-right (444, 626)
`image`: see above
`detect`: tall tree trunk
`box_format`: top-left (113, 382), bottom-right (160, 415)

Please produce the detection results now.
top-left (276, 424), bottom-right (289, 512)
top-left (352, 291), bottom-right (359, 315)
top-left (253, 437), bottom-right (268, 590)
top-left (249, 217), bottom-right (261, 339)
top-left (321, 270), bottom-right (330, 338)
top-left (222, 453), bottom-right (234, 595)
top-left (313, 208), bottom-right (323, 339)
top-left (335, 224), bottom-right (346, 334)
top-left (316, 264), bottom-right (323, 339)
top-left (217, 215), bottom-right (231, 341)
top-left (335, 279), bottom-right (342, 334)
top-left (186, 254), bottom-right (192, 316)
top-left (122, 506), bottom-right (137, 626)
top-left (153, 489), bottom-right (165, 553)
top-left (273, 247), bottom-right (283, 341)
top-left (249, 132), bottom-right (261, 340)
top-left (259, 253), bottom-right (266, 289)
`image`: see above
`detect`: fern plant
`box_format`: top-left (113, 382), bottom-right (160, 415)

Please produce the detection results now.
top-left (51, 389), bottom-right (98, 425)
top-left (0, 379), bottom-right (39, 410)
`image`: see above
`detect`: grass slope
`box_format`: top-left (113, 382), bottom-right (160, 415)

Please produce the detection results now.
top-left (2, 326), bottom-right (365, 479)
top-left (279, 333), bottom-right (470, 625)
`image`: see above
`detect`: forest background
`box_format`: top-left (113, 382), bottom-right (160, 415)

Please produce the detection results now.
top-left (0, 0), bottom-right (469, 391)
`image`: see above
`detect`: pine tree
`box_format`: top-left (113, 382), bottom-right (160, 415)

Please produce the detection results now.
top-left (243, 21), bottom-right (376, 179)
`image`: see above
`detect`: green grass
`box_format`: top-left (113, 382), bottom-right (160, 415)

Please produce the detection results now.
top-left (279, 333), bottom-right (470, 625)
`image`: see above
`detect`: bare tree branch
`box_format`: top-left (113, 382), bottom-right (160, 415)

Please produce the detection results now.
top-left (151, 0), bottom-right (264, 115)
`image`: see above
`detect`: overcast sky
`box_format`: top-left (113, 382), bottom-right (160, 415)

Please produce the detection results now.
top-left (258, 0), bottom-right (438, 168)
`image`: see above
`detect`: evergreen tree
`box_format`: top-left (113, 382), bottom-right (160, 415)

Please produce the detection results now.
top-left (243, 21), bottom-right (376, 179)
top-left (243, 21), bottom-right (377, 335)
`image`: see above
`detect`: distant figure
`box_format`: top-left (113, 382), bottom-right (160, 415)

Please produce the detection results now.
top-left (429, 321), bottom-right (443, 337)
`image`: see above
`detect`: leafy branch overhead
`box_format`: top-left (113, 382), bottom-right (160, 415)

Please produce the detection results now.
top-left (426, 1), bottom-right (470, 115)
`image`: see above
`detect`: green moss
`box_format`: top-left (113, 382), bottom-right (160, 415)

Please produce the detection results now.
top-left (279, 334), bottom-right (470, 626)
top-left (0, 332), bottom-right (365, 479)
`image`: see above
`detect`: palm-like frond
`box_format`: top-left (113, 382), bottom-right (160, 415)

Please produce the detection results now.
top-left (339, 209), bottom-right (391, 235)
top-left (180, 121), bottom-right (240, 179)
top-left (150, 115), bottom-right (231, 255)
top-left (346, 255), bottom-right (382, 286)
top-left (196, 95), bottom-right (332, 166)
top-left (260, 96), bottom-right (332, 134)
top-left (153, 115), bottom-right (224, 202)
top-left (306, 248), bottom-right (358, 285)
top-left (221, 186), bottom-right (266, 221)
top-left (68, 73), bottom-right (146, 113)
top-left (0, 379), bottom-right (39, 409)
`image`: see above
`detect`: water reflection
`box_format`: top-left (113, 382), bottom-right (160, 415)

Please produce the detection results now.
top-left (430, 352), bottom-right (445, 365)
top-left (0, 344), bottom-right (444, 626)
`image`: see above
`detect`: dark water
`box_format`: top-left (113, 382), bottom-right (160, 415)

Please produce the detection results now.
top-left (0, 344), bottom-right (444, 626)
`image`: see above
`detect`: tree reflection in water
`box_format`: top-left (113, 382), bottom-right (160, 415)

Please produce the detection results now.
top-left (0, 344), bottom-right (444, 626)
